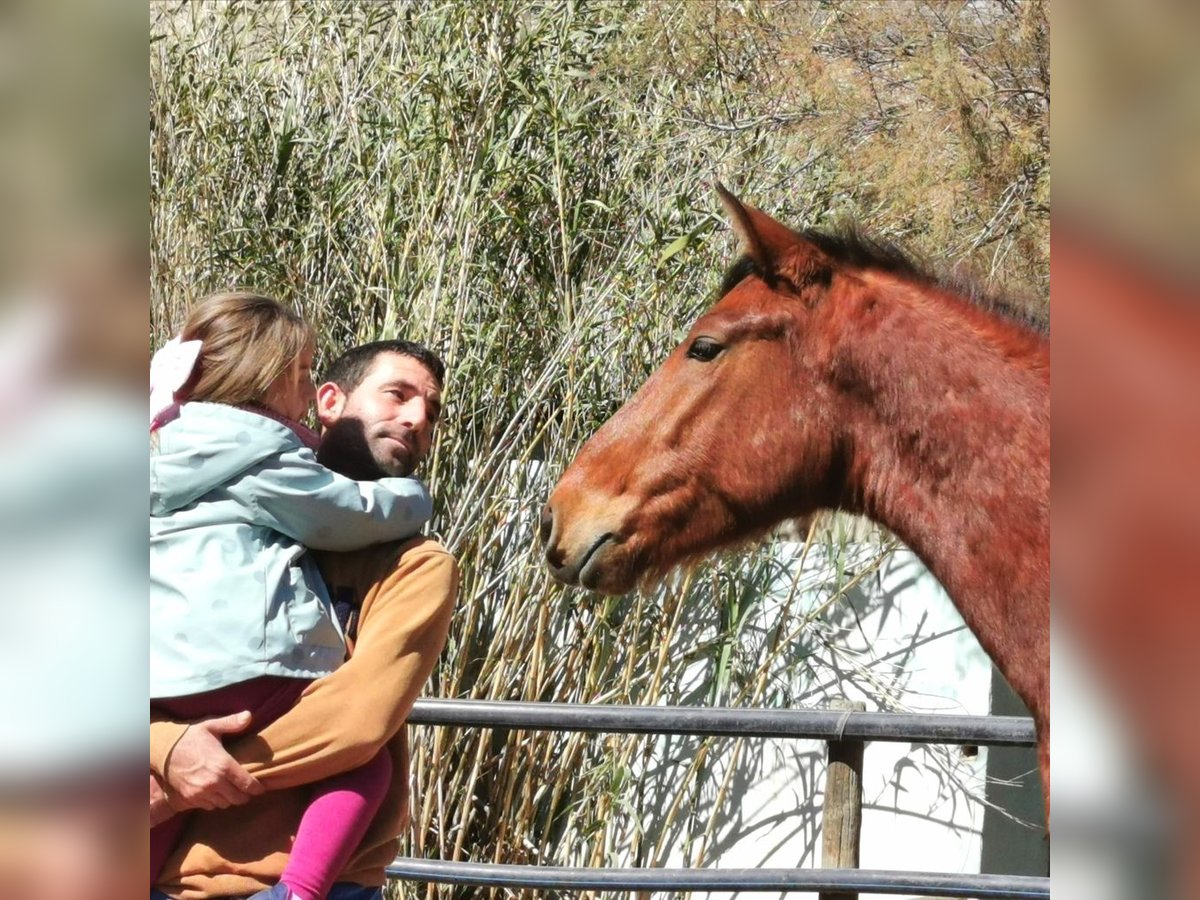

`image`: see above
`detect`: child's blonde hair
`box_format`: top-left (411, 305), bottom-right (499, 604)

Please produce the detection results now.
top-left (178, 292), bottom-right (314, 408)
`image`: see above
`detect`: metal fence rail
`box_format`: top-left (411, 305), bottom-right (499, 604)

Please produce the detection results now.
top-left (386, 859), bottom-right (1050, 899)
top-left (407, 698), bottom-right (1037, 746)
top-left (398, 699), bottom-right (1046, 898)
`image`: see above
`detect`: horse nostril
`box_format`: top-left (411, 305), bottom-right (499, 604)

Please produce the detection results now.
top-left (539, 504), bottom-right (554, 548)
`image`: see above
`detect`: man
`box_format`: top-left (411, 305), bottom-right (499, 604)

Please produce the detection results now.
top-left (150, 340), bottom-right (458, 900)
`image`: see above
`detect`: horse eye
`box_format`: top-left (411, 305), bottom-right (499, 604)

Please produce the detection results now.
top-left (686, 337), bottom-right (724, 362)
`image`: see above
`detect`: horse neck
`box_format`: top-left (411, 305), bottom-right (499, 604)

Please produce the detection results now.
top-left (831, 282), bottom-right (1050, 722)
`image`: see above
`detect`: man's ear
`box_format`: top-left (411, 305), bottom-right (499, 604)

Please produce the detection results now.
top-left (315, 382), bottom-right (347, 430)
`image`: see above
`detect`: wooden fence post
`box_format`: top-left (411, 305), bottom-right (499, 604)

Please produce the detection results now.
top-left (819, 699), bottom-right (865, 900)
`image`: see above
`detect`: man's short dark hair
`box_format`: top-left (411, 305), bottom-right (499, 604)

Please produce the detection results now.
top-left (323, 339), bottom-right (446, 393)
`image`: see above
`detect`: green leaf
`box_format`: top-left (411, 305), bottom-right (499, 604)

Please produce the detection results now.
top-left (657, 233), bottom-right (692, 266)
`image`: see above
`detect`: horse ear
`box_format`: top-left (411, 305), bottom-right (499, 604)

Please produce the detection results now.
top-left (715, 183), bottom-right (827, 287)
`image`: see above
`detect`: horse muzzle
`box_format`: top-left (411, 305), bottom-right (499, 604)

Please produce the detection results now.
top-left (540, 500), bottom-right (634, 593)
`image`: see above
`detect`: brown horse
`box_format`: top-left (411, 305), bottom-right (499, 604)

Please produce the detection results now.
top-left (541, 185), bottom-right (1050, 813)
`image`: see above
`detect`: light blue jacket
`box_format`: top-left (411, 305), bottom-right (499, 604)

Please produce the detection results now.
top-left (150, 402), bottom-right (432, 698)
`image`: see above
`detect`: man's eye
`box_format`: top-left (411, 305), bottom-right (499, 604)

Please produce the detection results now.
top-left (686, 337), bottom-right (724, 362)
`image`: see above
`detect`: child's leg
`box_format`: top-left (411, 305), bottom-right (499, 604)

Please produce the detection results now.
top-left (149, 810), bottom-right (190, 882)
top-left (279, 748), bottom-right (393, 900)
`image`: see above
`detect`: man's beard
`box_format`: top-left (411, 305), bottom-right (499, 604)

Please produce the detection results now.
top-left (317, 416), bottom-right (417, 480)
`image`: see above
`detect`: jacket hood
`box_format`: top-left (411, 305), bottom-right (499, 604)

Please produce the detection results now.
top-left (151, 402), bottom-right (305, 514)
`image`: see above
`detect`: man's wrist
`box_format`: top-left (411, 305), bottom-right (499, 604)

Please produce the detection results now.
top-left (150, 718), bottom-right (192, 777)
top-left (160, 722), bottom-right (191, 782)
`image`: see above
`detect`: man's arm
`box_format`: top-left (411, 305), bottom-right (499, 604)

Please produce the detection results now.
top-left (224, 540), bottom-right (457, 789)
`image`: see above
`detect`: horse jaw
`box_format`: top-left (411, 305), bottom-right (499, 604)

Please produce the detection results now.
top-left (544, 473), bottom-right (804, 595)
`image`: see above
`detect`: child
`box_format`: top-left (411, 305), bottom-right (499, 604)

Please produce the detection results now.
top-left (150, 292), bottom-right (431, 900)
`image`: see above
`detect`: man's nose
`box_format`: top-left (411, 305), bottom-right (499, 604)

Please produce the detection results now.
top-left (400, 397), bottom-right (430, 429)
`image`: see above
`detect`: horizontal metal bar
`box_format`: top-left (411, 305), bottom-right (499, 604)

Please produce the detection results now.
top-left (386, 859), bottom-right (1049, 898)
top-left (407, 699), bottom-right (1036, 747)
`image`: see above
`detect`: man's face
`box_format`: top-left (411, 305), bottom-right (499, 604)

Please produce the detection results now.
top-left (315, 352), bottom-right (442, 479)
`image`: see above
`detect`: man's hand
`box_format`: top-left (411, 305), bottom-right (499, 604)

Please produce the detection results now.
top-left (163, 711), bottom-right (265, 811)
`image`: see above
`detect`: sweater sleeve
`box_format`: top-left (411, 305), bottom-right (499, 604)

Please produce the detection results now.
top-left (221, 541), bottom-right (458, 789)
top-left (150, 718), bottom-right (190, 778)
top-left (226, 448), bottom-right (433, 551)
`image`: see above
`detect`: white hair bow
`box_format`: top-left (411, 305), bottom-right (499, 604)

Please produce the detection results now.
top-left (149, 335), bottom-right (202, 423)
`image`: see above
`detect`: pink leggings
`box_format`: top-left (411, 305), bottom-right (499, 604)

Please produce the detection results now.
top-left (150, 676), bottom-right (391, 900)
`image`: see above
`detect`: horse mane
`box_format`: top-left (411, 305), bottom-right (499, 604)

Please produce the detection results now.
top-left (717, 225), bottom-right (1049, 337)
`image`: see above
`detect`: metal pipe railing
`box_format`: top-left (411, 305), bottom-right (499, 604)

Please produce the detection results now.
top-left (407, 698), bottom-right (1036, 746)
top-left (385, 859), bottom-right (1050, 898)
top-left (398, 699), bottom-right (1044, 898)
